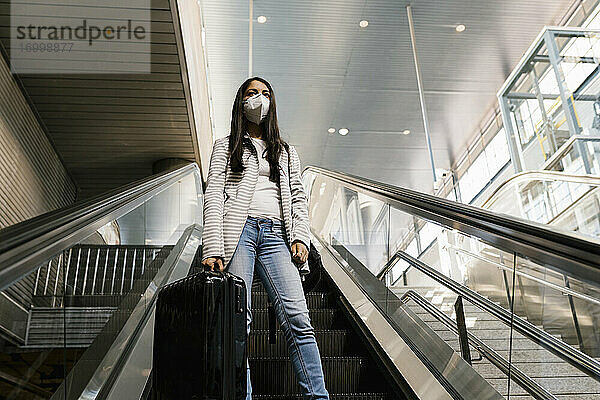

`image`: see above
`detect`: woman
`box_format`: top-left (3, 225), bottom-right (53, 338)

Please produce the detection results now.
top-left (201, 77), bottom-right (330, 399)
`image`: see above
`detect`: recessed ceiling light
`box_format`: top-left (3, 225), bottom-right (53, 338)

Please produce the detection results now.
top-left (328, 127), bottom-right (336, 134)
top-left (339, 128), bottom-right (349, 136)
top-left (257, 15), bottom-right (267, 24)
top-left (359, 20), bottom-right (369, 28)
top-left (455, 24), bottom-right (466, 32)
top-left (402, 129), bottom-right (411, 135)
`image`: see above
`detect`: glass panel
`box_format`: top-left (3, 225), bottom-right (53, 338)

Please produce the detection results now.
top-left (0, 169), bottom-right (202, 398)
top-left (486, 129), bottom-right (511, 177)
top-left (483, 172), bottom-right (600, 239)
top-left (459, 151), bottom-right (491, 204)
top-left (308, 174), bottom-right (389, 275)
top-left (455, 128), bottom-right (510, 206)
top-left (507, 255), bottom-right (600, 397)
top-left (551, 187), bottom-right (600, 237)
top-left (0, 260), bottom-right (67, 399)
top-left (546, 138), bottom-right (600, 175)
top-left (418, 221), bottom-right (443, 255)
top-left (304, 167), bottom-right (600, 398)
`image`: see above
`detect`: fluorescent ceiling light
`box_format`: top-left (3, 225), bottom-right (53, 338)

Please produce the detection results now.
top-left (402, 129), bottom-right (411, 135)
top-left (455, 24), bottom-right (466, 32)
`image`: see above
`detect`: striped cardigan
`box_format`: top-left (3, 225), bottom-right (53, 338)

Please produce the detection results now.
top-left (201, 134), bottom-right (311, 274)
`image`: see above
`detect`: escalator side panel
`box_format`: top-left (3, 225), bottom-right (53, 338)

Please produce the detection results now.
top-left (319, 238), bottom-right (504, 400)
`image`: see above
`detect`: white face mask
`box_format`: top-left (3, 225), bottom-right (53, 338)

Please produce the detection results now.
top-left (243, 93), bottom-right (270, 125)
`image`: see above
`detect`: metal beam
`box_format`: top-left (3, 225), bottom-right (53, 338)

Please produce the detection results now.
top-left (507, 93), bottom-right (596, 101)
top-left (545, 30), bottom-right (593, 174)
top-left (496, 27), bottom-right (600, 99)
top-left (533, 55), bottom-right (597, 64)
top-left (406, 4), bottom-right (436, 183)
top-left (498, 96), bottom-right (524, 172)
top-left (249, 0), bottom-right (253, 77)
top-left (545, 30), bottom-right (582, 136)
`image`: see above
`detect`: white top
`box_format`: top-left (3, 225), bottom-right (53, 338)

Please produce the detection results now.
top-left (247, 137), bottom-right (284, 221)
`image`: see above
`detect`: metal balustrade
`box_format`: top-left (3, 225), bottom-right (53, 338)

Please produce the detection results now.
top-left (28, 245), bottom-right (164, 307)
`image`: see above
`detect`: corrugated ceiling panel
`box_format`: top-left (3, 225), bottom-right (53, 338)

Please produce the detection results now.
top-left (0, 54), bottom-right (77, 229)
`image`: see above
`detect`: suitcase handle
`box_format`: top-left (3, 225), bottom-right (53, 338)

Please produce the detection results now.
top-left (235, 284), bottom-right (244, 314)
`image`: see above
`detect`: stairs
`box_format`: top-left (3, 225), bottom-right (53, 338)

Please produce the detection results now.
top-left (392, 286), bottom-right (600, 399)
top-left (31, 244), bottom-right (171, 308)
top-left (21, 244), bottom-right (174, 349)
top-left (25, 307), bottom-right (117, 348)
top-left (458, 246), bottom-right (600, 355)
top-left (0, 244), bottom-right (175, 398)
top-left (248, 279), bottom-right (401, 399)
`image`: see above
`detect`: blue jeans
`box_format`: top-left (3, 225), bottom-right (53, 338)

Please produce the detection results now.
top-left (225, 216), bottom-right (330, 399)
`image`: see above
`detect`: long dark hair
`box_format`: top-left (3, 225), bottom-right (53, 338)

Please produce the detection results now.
top-left (228, 76), bottom-right (288, 184)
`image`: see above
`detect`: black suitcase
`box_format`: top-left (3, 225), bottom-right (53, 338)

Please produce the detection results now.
top-left (152, 270), bottom-right (247, 399)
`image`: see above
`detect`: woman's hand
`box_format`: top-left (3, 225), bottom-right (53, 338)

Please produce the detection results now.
top-left (291, 241), bottom-right (309, 264)
top-left (202, 257), bottom-right (225, 272)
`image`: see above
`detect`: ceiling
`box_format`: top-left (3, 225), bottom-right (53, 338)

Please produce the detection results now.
top-left (0, 0), bottom-right (199, 200)
top-left (201, 0), bottom-right (576, 194)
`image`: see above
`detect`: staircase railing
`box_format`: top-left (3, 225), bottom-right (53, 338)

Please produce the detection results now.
top-left (400, 290), bottom-right (557, 400)
top-left (30, 245), bottom-right (165, 305)
top-left (390, 249), bottom-right (600, 380)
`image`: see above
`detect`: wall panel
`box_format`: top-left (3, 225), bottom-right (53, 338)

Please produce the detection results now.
top-left (0, 54), bottom-right (77, 229)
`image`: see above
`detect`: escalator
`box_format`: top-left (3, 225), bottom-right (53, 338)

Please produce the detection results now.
top-left (0, 163), bottom-right (412, 400)
top-left (247, 278), bottom-right (400, 399)
top-left (1, 162), bottom-right (600, 399)
top-left (301, 165), bottom-right (600, 399)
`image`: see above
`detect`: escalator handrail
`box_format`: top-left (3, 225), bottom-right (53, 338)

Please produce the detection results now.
top-left (547, 186), bottom-right (598, 226)
top-left (0, 163), bottom-right (200, 292)
top-left (394, 249), bottom-right (600, 381)
top-left (400, 290), bottom-right (557, 400)
top-left (302, 166), bottom-right (600, 285)
top-left (541, 135), bottom-right (600, 171)
top-left (481, 169), bottom-right (600, 209)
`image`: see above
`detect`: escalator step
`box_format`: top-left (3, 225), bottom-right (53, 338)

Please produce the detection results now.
top-left (249, 356), bottom-right (367, 394)
top-left (251, 308), bottom-right (337, 330)
top-left (248, 330), bottom-right (350, 357)
top-left (252, 291), bottom-right (332, 309)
